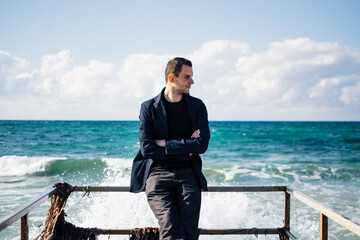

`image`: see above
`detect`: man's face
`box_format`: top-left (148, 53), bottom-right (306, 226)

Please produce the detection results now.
top-left (173, 65), bottom-right (194, 94)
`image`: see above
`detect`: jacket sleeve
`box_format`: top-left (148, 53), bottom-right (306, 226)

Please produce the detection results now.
top-left (138, 102), bottom-right (167, 159)
top-left (165, 100), bottom-right (210, 155)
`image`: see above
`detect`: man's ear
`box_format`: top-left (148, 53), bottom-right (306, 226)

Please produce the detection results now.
top-left (168, 73), bottom-right (174, 83)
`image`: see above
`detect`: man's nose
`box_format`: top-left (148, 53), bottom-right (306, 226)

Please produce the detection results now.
top-left (190, 78), bottom-right (194, 84)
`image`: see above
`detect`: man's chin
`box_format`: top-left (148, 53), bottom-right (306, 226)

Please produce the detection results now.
top-left (176, 88), bottom-right (190, 95)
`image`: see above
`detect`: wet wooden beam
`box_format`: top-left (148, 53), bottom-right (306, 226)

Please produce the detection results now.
top-left (288, 188), bottom-right (360, 237)
top-left (0, 188), bottom-right (57, 232)
top-left (20, 214), bottom-right (28, 240)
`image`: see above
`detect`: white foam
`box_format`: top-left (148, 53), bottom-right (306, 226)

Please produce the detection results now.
top-left (101, 157), bottom-right (133, 169)
top-left (0, 155), bottom-right (67, 176)
top-left (70, 157), bottom-right (155, 240)
top-left (212, 165), bottom-right (251, 181)
top-left (101, 157), bottom-right (133, 186)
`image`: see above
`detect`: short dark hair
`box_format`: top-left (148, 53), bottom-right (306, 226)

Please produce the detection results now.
top-left (165, 57), bottom-right (192, 82)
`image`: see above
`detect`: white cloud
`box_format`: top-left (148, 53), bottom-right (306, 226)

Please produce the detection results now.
top-left (1, 38), bottom-right (360, 120)
top-left (0, 50), bottom-right (30, 94)
top-left (116, 53), bottom-right (170, 100)
top-left (309, 77), bottom-right (341, 99)
top-left (32, 50), bottom-right (74, 95)
top-left (59, 60), bottom-right (116, 99)
top-left (40, 50), bottom-right (73, 77)
top-left (341, 81), bottom-right (360, 105)
top-left (214, 38), bottom-right (359, 115)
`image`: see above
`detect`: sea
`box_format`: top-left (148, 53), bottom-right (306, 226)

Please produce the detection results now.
top-left (0, 120), bottom-right (359, 240)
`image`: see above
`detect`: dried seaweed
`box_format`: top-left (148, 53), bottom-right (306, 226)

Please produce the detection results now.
top-left (36, 182), bottom-right (98, 240)
top-left (129, 227), bottom-right (159, 240)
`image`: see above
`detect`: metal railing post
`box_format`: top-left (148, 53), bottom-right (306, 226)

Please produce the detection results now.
top-left (284, 191), bottom-right (291, 240)
top-left (20, 214), bottom-right (29, 240)
top-left (320, 213), bottom-right (328, 240)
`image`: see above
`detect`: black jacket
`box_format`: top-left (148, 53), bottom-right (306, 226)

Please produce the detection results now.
top-left (130, 88), bottom-right (210, 193)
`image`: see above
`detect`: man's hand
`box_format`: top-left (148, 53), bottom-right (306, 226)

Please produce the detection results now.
top-left (189, 129), bottom-right (200, 156)
top-left (155, 139), bottom-right (166, 147)
top-left (191, 129), bottom-right (200, 138)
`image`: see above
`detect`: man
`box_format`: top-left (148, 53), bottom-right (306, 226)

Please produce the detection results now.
top-left (130, 57), bottom-right (210, 240)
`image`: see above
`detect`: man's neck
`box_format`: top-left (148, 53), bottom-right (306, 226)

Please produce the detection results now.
top-left (164, 87), bottom-right (182, 103)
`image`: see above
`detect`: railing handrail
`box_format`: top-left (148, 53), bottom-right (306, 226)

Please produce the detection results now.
top-left (0, 188), bottom-right (57, 232)
top-left (286, 187), bottom-right (360, 237)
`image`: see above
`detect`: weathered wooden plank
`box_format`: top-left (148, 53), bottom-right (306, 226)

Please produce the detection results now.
top-left (0, 188), bottom-right (57, 232)
top-left (290, 189), bottom-right (360, 237)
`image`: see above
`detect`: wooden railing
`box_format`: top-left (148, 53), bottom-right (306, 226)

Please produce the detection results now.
top-left (1, 185), bottom-right (360, 240)
top-left (287, 187), bottom-right (360, 239)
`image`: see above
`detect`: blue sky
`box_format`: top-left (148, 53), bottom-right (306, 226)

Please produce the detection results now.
top-left (1, 0), bottom-right (360, 120)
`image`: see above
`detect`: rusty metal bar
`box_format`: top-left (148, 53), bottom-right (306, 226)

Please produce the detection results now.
top-left (199, 228), bottom-right (281, 235)
top-left (320, 213), bottom-right (328, 240)
top-left (95, 227), bottom-right (283, 235)
top-left (284, 229), bottom-right (298, 240)
top-left (73, 185), bottom-right (288, 192)
top-left (284, 191), bottom-right (291, 240)
top-left (20, 214), bottom-right (29, 240)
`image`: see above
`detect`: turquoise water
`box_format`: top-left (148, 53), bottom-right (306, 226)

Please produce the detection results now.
top-left (0, 121), bottom-right (359, 239)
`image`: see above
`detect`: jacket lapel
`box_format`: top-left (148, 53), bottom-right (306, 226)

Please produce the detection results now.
top-left (153, 88), bottom-right (168, 138)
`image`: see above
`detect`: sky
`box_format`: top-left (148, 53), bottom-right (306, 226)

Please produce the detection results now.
top-left (1, 0), bottom-right (360, 121)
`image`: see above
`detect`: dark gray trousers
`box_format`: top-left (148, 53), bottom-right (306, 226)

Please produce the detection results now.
top-left (145, 168), bottom-right (201, 240)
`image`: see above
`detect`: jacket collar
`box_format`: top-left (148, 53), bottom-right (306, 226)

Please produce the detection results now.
top-left (153, 88), bottom-right (195, 133)
top-left (153, 87), bottom-right (165, 108)
top-left (153, 87), bottom-right (192, 106)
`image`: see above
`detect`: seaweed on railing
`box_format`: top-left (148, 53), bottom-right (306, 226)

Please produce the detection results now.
top-left (36, 182), bottom-right (98, 240)
top-left (129, 227), bottom-right (201, 240)
top-left (129, 227), bottom-right (159, 240)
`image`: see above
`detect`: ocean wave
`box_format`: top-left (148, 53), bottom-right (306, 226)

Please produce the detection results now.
top-left (0, 155), bottom-right (67, 177)
top-left (202, 162), bottom-right (360, 186)
top-left (0, 155), bottom-right (129, 177)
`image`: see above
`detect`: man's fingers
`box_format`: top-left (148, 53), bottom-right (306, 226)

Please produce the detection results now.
top-left (191, 129), bottom-right (200, 138)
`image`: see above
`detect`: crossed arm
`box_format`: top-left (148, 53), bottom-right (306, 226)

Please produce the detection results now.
top-left (138, 101), bottom-right (209, 159)
top-left (155, 129), bottom-right (200, 147)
